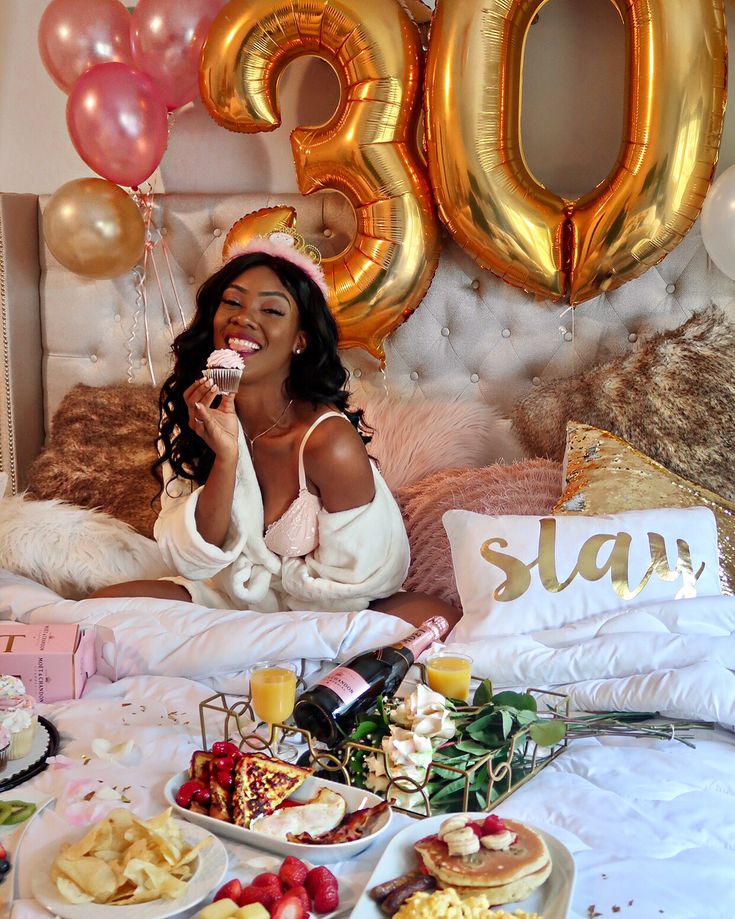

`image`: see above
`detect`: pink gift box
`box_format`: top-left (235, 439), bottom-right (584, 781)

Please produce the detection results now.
top-left (0, 624), bottom-right (96, 702)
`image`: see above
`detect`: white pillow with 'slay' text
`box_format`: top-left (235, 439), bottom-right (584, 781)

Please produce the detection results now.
top-left (443, 507), bottom-right (722, 638)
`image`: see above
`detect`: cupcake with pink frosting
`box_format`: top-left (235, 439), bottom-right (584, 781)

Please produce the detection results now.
top-left (203, 348), bottom-right (245, 394)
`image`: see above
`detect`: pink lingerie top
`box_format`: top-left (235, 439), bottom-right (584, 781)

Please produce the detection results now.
top-left (263, 411), bottom-right (349, 558)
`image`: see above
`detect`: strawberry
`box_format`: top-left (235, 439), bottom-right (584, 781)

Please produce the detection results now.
top-left (482, 814), bottom-right (506, 835)
top-left (174, 779), bottom-right (207, 809)
top-left (214, 879), bottom-right (243, 903)
top-left (239, 886), bottom-right (271, 909)
top-left (304, 867), bottom-right (336, 897)
top-left (270, 893), bottom-right (308, 919)
top-left (312, 880), bottom-right (339, 914)
top-left (279, 856), bottom-right (308, 890)
top-left (216, 769), bottom-right (235, 790)
top-left (253, 873), bottom-right (283, 891)
top-left (305, 867), bottom-right (339, 914)
top-left (211, 740), bottom-right (240, 758)
top-left (284, 886), bottom-right (310, 915)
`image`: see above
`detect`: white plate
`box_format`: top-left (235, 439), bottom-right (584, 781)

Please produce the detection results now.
top-left (30, 819), bottom-right (227, 919)
top-left (165, 771), bottom-right (391, 865)
top-left (223, 849), bottom-right (361, 919)
top-left (352, 813), bottom-right (575, 918)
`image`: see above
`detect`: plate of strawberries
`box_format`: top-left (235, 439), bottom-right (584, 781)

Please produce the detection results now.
top-left (197, 853), bottom-right (346, 919)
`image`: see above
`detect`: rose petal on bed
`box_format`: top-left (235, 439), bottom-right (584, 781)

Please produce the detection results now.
top-left (91, 738), bottom-right (141, 766)
top-left (47, 754), bottom-right (78, 768)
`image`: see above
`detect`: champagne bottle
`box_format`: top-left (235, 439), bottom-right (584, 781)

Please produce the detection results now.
top-left (293, 616), bottom-right (449, 745)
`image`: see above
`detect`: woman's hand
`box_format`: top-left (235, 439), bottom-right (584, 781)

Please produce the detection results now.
top-left (184, 378), bottom-right (239, 462)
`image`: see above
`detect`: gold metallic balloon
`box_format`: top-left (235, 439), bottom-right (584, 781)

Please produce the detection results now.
top-left (425, 0), bottom-right (726, 304)
top-left (222, 206), bottom-right (297, 262)
top-left (42, 178), bottom-right (145, 279)
top-left (200, 0), bottom-right (440, 359)
top-left (570, 0), bottom-right (727, 303)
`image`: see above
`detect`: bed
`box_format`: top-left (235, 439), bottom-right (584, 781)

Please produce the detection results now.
top-left (1, 190), bottom-right (735, 919)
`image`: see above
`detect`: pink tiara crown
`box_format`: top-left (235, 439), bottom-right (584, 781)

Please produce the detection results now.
top-left (225, 228), bottom-right (329, 298)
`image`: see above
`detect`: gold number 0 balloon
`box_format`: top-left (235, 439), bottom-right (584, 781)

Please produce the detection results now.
top-left (425, 0), bottom-right (727, 304)
top-left (200, 0), bottom-right (440, 359)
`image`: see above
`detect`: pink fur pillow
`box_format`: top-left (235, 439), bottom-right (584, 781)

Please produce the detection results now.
top-left (395, 460), bottom-right (563, 607)
top-left (360, 396), bottom-right (526, 490)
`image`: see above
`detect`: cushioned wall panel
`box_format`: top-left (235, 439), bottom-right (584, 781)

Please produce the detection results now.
top-left (3, 190), bottom-right (734, 488)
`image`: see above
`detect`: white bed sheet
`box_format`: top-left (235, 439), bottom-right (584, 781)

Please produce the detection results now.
top-left (1, 568), bottom-right (735, 916)
top-left (6, 674), bottom-right (735, 919)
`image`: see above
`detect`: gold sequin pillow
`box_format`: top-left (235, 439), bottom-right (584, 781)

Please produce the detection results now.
top-left (554, 422), bottom-right (735, 595)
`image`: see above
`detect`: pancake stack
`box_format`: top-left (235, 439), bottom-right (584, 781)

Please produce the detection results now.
top-left (414, 818), bottom-right (551, 905)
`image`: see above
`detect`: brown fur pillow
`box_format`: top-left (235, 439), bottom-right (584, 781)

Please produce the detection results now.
top-left (26, 384), bottom-right (161, 538)
top-left (511, 305), bottom-right (735, 502)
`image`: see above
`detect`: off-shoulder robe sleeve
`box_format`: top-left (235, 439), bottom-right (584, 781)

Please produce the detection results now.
top-left (153, 459), bottom-right (248, 580)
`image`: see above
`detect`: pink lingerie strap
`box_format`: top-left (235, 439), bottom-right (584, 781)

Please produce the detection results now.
top-left (263, 412), bottom-right (347, 558)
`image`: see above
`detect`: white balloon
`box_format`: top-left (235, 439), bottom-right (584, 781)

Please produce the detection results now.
top-left (701, 165), bottom-right (735, 281)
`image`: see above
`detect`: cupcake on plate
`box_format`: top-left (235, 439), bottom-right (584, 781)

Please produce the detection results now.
top-left (0, 687), bottom-right (37, 761)
top-left (203, 349), bottom-right (245, 393)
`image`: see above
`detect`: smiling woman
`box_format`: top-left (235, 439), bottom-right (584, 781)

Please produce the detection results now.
top-left (87, 234), bottom-right (460, 630)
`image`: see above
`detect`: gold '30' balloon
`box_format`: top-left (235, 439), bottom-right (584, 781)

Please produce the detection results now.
top-left (425, 0), bottom-right (727, 304)
top-left (200, 0), bottom-right (440, 359)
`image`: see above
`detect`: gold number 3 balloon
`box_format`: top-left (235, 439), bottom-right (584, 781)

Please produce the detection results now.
top-left (425, 0), bottom-right (727, 303)
top-left (200, 0), bottom-right (440, 360)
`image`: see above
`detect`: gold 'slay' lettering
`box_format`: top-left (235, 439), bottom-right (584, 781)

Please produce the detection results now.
top-left (480, 519), bottom-right (705, 602)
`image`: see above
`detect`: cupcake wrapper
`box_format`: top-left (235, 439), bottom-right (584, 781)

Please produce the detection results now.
top-left (203, 367), bottom-right (243, 394)
top-left (7, 716), bottom-right (37, 761)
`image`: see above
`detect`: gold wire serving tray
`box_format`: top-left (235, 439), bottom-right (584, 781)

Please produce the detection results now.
top-left (198, 684), bottom-right (570, 820)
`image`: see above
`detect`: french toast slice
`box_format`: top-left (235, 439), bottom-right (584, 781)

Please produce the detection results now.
top-left (231, 753), bottom-right (313, 828)
top-left (189, 751), bottom-right (214, 784)
top-left (209, 769), bottom-right (232, 822)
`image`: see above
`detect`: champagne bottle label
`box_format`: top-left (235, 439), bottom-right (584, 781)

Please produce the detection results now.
top-left (319, 666), bottom-right (371, 705)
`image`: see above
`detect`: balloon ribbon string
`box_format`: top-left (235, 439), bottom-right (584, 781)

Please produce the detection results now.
top-left (160, 238), bottom-right (187, 328)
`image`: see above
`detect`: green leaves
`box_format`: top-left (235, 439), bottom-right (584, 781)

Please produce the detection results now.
top-left (529, 720), bottom-right (567, 747)
top-left (492, 691), bottom-right (538, 712)
top-left (473, 679), bottom-right (494, 705)
top-left (342, 685), bottom-right (567, 816)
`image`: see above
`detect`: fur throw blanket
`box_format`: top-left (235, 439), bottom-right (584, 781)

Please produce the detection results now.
top-left (0, 474), bottom-right (170, 600)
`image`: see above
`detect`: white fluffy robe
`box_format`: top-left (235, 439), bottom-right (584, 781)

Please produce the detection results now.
top-left (154, 425), bottom-right (410, 613)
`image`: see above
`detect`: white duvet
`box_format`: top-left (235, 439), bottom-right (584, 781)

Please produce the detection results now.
top-left (2, 567), bottom-right (735, 917)
top-left (2, 568), bottom-right (734, 726)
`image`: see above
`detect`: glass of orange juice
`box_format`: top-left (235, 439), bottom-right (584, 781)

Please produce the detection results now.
top-left (249, 660), bottom-right (298, 761)
top-left (425, 652), bottom-right (473, 702)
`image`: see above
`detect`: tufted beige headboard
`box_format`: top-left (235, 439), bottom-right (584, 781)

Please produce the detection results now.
top-left (2, 190), bottom-right (734, 494)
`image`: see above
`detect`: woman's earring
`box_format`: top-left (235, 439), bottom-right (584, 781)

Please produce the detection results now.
top-left (295, 347), bottom-right (303, 355)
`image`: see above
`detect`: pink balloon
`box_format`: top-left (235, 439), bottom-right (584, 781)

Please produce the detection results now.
top-left (38, 0), bottom-right (133, 93)
top-left (67, 62), bottom-right (169, 188)
top-left (130, 0), bottom-right (226, 110)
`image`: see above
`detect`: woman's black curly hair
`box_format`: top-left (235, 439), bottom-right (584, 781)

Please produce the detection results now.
top-left (153, 251), bottom-right (369, 492)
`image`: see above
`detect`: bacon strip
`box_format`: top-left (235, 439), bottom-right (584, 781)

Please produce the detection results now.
top-left (287, 801), bottom-right (389, 844)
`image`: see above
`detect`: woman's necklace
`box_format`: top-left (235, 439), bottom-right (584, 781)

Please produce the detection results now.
top-left (244, 399), bottom-right (294, 452)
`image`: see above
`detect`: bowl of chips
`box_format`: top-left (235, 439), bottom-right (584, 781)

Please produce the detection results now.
top-left (31, 808), bottom-right (227, 919)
